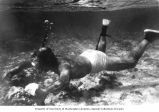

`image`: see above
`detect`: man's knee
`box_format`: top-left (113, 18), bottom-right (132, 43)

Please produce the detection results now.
top-left (126, 57), bottom-right (138, 69)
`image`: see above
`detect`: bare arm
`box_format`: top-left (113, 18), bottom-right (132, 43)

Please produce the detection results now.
top-left (34, 61), bottom-right (71, 105)
top-left (46, 68), bottom-right (70, 94)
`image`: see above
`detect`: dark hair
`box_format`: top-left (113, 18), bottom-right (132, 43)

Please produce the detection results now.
top-left (37, 47), bottom-right (59, 72)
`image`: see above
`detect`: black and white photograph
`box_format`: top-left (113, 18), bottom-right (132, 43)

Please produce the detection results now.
top-left (0, 0), bottom-right (159, 111)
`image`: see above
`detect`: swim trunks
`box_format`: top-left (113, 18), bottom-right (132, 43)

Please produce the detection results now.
top-left (80, 49), bottom-right (108, 73)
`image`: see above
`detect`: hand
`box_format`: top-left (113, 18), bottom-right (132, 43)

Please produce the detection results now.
top-left (34, 88), bottom-right (48, 105)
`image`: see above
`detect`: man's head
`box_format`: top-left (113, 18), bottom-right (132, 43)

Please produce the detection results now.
top-left (36, 47), bottom-right (59, 72)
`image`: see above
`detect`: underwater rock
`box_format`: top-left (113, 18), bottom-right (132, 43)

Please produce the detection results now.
top-left (24, 83), bottom-right (39, 96)
top-left (44, 78), bottom-right (54, 87)
top-left (2, 60), bottom-right (37, 87)
top-left (46, 71), bottom-right (59, 81)
top-left (43, 71), bottom-right (59, 88)
top-left (5, 86), bottom-right (24, 100)
top-left (6, 68), bottom-right (36, 87)
top-left (45, 91), bottom-right (69, 105)
top-left (5, 86), bottom-right (34, 105)
top-left (131, 75), bottom-right (136, 79)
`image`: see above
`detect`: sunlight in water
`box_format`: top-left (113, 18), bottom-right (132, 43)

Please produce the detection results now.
top-left (157, 0), bottom-right (159, 5)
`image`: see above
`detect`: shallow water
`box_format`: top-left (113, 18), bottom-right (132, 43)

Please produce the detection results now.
top-left (0, 7), bottom-right (159, 53)
top-left (1, 7), bottom-right (159, 105)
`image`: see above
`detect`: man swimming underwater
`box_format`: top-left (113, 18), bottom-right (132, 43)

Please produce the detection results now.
top-left (4, 19), bottom-right (159, 105)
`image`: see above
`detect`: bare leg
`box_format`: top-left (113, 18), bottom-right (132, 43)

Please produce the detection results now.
top-left (96, 19), bottom-right (111, 53)
top-left (105, 29), bottom-right (159, 71)
top-left (42, 20), bottom-right (54, 47)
